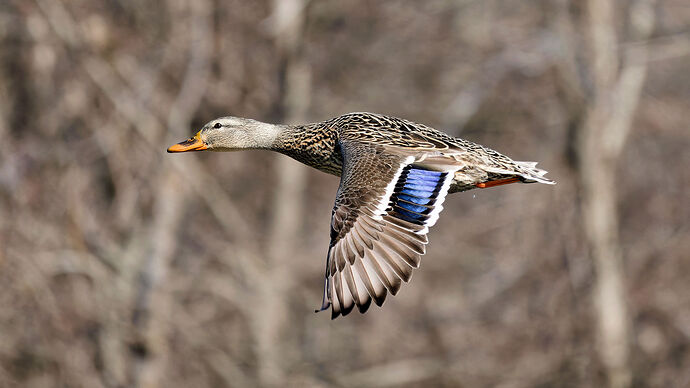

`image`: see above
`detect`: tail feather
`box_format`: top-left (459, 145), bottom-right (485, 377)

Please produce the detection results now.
top-left (514, 161), bottom-right (555, 185)
top-left (484, 161), bottom-right (555, 185)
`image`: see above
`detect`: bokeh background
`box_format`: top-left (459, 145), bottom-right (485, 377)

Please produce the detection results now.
top-left (1, 0), bottom-right (689, 387)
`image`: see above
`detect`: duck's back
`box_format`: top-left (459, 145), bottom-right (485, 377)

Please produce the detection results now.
top-left (281, 112), bottom-right (552, 190)
top-left (282, 112), bottom-right (456, 176)
top-left (332, 112), bottom-right (465, 150)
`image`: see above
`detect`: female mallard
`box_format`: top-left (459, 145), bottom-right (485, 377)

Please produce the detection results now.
top-left (168, 112), bottom-right (554, 319)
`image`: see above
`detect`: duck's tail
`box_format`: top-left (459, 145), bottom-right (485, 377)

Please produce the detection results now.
top-left (482, 160), bottom-right (556, 187)
top-left (513, 161), bottom-right (556, 185)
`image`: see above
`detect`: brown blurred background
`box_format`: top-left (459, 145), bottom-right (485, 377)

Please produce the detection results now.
top-left (1, 0), bottom-right (689, 387)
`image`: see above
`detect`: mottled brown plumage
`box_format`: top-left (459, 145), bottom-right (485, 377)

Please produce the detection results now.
top-left (168, 112), bottom-right (555, 319)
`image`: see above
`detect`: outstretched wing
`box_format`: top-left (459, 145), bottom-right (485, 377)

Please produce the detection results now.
top-left (317, 141), bottom-right (458, 319)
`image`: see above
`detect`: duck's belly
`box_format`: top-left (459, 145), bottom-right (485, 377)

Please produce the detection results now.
top-left (316, 160), bottom-right (343, 176)
top-left (282, 149), bottom-right (343, 177)
top-left (449, 168), bottom-right (488, 193)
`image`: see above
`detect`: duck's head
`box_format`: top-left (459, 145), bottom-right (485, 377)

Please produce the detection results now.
top-left (167, 116), bottom-right (280, 153)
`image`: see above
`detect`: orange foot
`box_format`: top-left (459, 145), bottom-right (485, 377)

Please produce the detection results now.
top-left (475, 177), bottom-right (520, 189)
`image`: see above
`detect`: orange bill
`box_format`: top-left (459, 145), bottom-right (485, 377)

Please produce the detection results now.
top-left (167, 133), bottom-right (208, 153)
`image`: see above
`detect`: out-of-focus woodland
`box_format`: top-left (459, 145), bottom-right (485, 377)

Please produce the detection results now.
top-left (1, 0), bottom-right (689, 387)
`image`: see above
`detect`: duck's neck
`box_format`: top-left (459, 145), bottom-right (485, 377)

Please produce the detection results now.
top-left (235, 120), bottom-right (283, 151)
top-left (269, 121), bottom-right (332, 153)
top-left (265, 120), bottom-right (342, 175)
top-left (267, 123), bottom-right (301, 152)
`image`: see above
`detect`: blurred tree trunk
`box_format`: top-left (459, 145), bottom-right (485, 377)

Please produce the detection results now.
top-left (575, 1), bottom-right (655, 387)
top-left (130, 1), bottom-right (213, 387)
top-left (252, 0), bottom-right (310, 386)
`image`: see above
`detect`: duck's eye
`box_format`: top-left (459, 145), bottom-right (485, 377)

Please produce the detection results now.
top-left (213, 123), bottom-right (222, 129)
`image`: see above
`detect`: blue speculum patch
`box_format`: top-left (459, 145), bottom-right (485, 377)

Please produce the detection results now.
top-left (388, 166), bottom-right (447, 224)
top-left (403, 182), bottom-right (437, 191)
top-left (396, 199), bottom-right (429, 213)
top-left (397, 194), bottom-right (431, 205)
top-left (400, 188), bottom-right (435, 197)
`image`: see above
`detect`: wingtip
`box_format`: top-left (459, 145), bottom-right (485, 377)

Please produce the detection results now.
top-left (373, 290), bottom-right (387, 307)
top-left (316, 300), bottom-right (331, 314)
top-left (357, 298), bottom-right (372, 314)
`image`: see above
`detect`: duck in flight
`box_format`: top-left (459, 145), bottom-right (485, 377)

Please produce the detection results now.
top-left (168, 112), bottom-right (555, 319)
